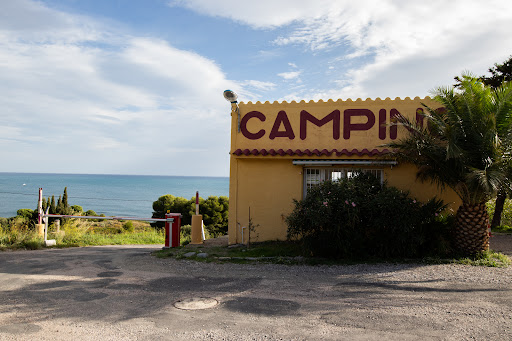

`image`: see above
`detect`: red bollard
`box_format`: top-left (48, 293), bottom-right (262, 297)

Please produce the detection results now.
top-left (164, 212), bottom-right (182, 248)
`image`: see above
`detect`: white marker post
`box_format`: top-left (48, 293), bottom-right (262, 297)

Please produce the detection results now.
top-left (36, 188), bottom-right (45, 237)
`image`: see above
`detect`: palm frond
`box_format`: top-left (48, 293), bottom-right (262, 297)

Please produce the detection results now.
top-left (384, 75), bottom-right (512, 204)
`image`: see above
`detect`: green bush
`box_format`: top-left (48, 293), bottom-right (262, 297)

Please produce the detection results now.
top-left (123, 221), bottom-right (135, 232)
top-left (487, 198), bottom-right (512, 228)
top-left (85, 210), bottom-right (97, 216)
top-left (0, 217), bottom-right (9, 230)
top-left (16, 209), bottom-right (34, 220)
top-left (152, 194), bottom-right (229, 237)
top-left (194, 196), bottom-right (229, 237)
top-left (286, 173), bottom-right (452, 259)
top-left (180, 224), bottom-right (191, 245)
top-left (152, 195), bottom-right (192, 228)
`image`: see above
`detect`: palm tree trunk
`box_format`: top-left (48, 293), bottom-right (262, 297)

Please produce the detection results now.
top-left (454, 202), bottom-right (489, 254)
top-left (490, 189), bottom-right (507, 229)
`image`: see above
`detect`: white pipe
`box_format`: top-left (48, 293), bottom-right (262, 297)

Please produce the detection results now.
top-left (44, 208), bottom-right (49, 242)
top-left (42, 214), bottom-right (172, 222)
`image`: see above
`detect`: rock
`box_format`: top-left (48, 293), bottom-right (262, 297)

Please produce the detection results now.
top-left (183, 252), bottom-right (197, 258)
top-left (196, 253), bottom-right (209, 258)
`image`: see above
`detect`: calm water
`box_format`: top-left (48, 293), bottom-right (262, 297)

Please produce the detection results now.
top-left (0, 173), bottom-right (229, 218)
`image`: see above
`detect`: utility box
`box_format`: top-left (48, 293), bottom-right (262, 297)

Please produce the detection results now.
top-left (164, 213), bottom-right (182, 248)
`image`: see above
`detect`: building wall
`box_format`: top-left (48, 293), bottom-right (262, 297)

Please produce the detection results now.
top-left (228, 97), bottom-right (462, 244)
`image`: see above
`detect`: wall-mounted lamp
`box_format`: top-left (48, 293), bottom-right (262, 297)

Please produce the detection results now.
top-left (224, 90), bottom-right (240, 132)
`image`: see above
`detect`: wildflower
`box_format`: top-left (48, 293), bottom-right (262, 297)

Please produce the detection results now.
top-left (435, 213), bottom-right (438, 216)
top-left (323, 201), bottom-right (328, 207)
top-left (352, 202), bottom-right (356, 207)
top-left (413, 200), bottom-right (416, 203)
top-left (345, 200), bottom-right (349, 205)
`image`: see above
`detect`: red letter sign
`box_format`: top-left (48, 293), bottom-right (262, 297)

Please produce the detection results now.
top-left (241, 111), bottom-right (266, 140)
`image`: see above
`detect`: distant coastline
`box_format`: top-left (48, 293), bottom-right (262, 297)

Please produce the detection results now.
top-left (0, 171), bottom-right (229, 178)
top-left (0, 173), bottom-right (229, 218)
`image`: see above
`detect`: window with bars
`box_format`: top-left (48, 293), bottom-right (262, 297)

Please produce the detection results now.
top-left (303, 167), bottom-right (383, 197)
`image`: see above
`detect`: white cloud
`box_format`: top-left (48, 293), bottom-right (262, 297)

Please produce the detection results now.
top-left (0, 0), bottom-right (240, 176)
top-left (173, 0), bottom-right (512, 100)
top-left (278, 71), bottom-right (302, 80)
top-left (240, 80), bottom-right (276, 91)
top-left (168, 0), bottom-right (331, 28)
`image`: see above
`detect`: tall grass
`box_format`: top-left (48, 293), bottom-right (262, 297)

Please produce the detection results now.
top-left (0, 219), bottom-right (164, 249)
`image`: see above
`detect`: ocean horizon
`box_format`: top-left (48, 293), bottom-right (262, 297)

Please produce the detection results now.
top-left (0, 172), bottom-right (229, 218)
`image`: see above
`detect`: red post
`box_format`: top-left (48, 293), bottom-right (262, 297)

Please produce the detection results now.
top-left (164, 212), bottom-right (182, 248)
top-left (195, 191), bottom-right (199, 215)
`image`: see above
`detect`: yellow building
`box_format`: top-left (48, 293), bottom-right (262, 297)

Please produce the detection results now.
top-left (228, 97), bottom-right (461, 245)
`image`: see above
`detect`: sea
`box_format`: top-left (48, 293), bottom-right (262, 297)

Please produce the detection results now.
top-left (0, 173), bottom-right (229, 219)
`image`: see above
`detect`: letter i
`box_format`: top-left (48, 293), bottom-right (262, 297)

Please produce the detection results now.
top-left (379, 109), bottom-right (386, 140)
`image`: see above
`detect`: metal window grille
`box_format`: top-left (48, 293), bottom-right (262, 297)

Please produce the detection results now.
top-left (303, 167), bottom-right (383, 197)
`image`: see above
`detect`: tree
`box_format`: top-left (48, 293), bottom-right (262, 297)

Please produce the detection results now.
top-left (151, 194), bottom-right (193, 229)
top-left (62, 187), bottom-right (69, 208)
top-left (480, 56), bottom-right (512, 229)
top-left (56, 188), bottom-right (72, 216)
top-left (57, 196), bottom-right (62, 213)
top-left (50, 196), bottom-right (56, 214)
top-left (41, 197), bottom-right (47, 213)
top-left (481, 55), bottom-right (512, 89)
top-left (192, 196), bottom-right (229, 237)
top-left (386, 75), bottom-right (512, 254)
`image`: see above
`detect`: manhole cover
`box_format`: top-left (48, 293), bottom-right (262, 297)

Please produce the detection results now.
top-left (174, 297), bottom-right (218, 310)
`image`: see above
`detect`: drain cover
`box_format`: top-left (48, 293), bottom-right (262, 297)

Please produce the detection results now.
top-left (174, 297), bottom-right (218, 310)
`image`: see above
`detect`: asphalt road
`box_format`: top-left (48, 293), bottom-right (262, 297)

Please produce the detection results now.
top-left (0, 244), bottom-right (511, 340)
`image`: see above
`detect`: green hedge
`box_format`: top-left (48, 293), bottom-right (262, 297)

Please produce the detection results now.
top-left (152, 195), bottom-right (228, 237)
top-left (286, 173), bottom-right (453, 259)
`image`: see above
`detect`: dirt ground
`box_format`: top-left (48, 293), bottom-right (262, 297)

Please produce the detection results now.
top-left (0, 235), bottom-right (510, 340)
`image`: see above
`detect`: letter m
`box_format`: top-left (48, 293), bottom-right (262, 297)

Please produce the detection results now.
top-left (300, 110), bottom-right (340, 140)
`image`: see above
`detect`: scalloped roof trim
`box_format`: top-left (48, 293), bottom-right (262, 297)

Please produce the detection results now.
top-left (232, 148), bottom-right (391, 157)
top-left (240, 96), bottom-right (433, 105)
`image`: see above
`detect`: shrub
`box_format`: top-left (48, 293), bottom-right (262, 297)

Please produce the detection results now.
top-left (85, 210), bottom-right (97, 216)
top-left (152, 195), bottom-right (192, 229)
top-left (487, 198), bottom-right (512, 228)
top-left (123, 221), bottom-right (135, 232)
top-left (180, 224), bottom-right (192, 245)
top-left (152, 194), bottom-right (229, 236)
top-left (191, 196), bottom-right (229, 237)
top-left (16, 209), bottom-right (34, 220)
top-left (286, 173), bottom-right (452, 259)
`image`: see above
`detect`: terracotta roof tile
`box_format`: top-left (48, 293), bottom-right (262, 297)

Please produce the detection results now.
top-left (232, 148), bottom-right (390, 157)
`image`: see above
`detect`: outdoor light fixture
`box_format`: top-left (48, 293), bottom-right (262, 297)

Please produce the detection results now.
top-left (223, 89), bottom-right (238, 103)
top-left (224, 89), bottom-right (241, 132)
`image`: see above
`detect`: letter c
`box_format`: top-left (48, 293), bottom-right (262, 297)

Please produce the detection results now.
top-left (241, 111), bottom-right (266, 140)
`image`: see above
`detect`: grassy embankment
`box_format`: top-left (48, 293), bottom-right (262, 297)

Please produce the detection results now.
top-left (0, 219), bottom-right (164, 250)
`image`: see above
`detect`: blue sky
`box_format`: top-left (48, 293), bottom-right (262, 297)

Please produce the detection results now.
top-left (1, 0), bottom-right (511, 176)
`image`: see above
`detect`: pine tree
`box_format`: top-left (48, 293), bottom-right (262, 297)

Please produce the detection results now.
top-left (50, 196), bottom-right (56, 214)
top-left (57, 196), bottom-right (63, 214)
top-left (42, 197), bottom-right (47, 213)
top-left (63, 187), bottom-right (69, 209)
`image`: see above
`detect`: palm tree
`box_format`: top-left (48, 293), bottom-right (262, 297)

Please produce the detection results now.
top-left (386, 75), bottom-right (512, 254)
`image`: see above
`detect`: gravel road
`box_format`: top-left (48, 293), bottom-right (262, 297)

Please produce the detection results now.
top-left (0, 236), bottom-right (511, 340)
